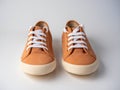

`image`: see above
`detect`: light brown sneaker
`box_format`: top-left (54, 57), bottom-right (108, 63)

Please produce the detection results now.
top-left (21, 21), bottom-right (56, 75)
top-left (62, 20), bottom-right (99, 75)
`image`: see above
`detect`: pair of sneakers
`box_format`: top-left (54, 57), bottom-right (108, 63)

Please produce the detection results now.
top-left (21, 20), bottom-right (99, 75)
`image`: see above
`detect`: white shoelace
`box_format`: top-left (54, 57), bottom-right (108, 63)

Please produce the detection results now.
top-left (26, 30), bottom-right (48, 50)
top-left (66, 26), bottom-right (88, 50)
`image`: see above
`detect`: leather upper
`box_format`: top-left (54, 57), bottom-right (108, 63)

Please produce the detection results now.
top-left (62, 20), bottom-right (96, 65)
top-left (21, 21), bottom-right (54, 65)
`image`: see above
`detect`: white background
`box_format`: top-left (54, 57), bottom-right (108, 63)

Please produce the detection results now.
top-left (0, 0), bottom-right (120, 90)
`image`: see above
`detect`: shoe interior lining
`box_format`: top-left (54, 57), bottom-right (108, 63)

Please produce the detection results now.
top-left (66, 21), bottom-right (79, 29)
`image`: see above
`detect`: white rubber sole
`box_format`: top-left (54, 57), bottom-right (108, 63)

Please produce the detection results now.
top-left (20, 60), bottom-right (56, 75)
top-left (62, 59), bottom-right (99, 75)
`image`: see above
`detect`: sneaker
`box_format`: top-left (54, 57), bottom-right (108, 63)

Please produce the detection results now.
top-left (62, 20), bottom-right (99, 75)
top-left (21, 21), bottom-right (56, 75)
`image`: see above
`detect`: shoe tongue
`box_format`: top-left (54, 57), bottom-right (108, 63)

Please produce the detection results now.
top-left (34, 26), bottom-right (46, 33)
top-left (66, 25), bottom-right (84, 33)
top-left (65, 26), bottom-right (74, 33)
top-left (31, 26), bottom-right (46, 53)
